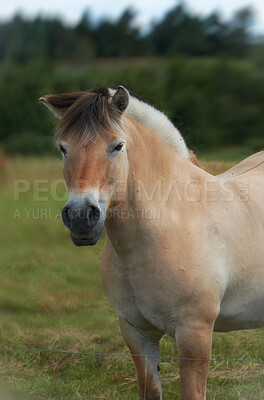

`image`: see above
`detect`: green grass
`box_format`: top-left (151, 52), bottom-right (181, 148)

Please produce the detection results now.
top-left (0, 157), bottom-right (263, 399)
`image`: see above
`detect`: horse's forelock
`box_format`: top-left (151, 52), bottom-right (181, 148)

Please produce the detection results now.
top-left (55, 87), bottom-right (121, 146)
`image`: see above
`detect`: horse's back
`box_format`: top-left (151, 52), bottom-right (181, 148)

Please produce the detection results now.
top-left (218, 151), bottom-right (264, 178)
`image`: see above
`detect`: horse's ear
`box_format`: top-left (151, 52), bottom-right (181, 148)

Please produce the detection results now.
top-left (39, 92), bottom-right (83, 119)
top-left (111, 86), bottom-right (129, 113)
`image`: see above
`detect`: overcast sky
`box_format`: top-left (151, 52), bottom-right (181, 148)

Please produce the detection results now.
top-left (1, 0), bottom-right (264, 32)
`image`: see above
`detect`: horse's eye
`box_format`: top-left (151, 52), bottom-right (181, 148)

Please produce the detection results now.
top-left (59, 144), bottom-right (67, 156)
top-left (113, 143), bottom-right (124, 152)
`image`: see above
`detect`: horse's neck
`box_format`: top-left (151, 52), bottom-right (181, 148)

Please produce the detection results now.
top-left (126, 117), bottom-right (206, 196)
top-left (105, 119), bottom-right (209, 252)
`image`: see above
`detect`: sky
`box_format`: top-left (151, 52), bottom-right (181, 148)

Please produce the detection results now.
top-left (1, 0), bottom-right (264, 33)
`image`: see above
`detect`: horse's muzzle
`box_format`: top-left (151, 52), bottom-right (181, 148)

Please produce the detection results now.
top-left (70, 228), bottom-right (104, 246)
top-left (61, 201), bottom-right (105, 246)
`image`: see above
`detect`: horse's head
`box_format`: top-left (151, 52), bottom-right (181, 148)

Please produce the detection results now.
top-left (40, 86), bottom-right (130, 246)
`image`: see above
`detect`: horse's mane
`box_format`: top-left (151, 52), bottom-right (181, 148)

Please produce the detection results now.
top-left (54, 87), bottom-right (121, 145)
top-left (53, 87), bottom-right (189, 158)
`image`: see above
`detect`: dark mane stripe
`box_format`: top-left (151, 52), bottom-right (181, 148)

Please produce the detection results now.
top-left (111, 86), bottom-right (157, 110)
top-left (129, 91), bottom-right (158, 110)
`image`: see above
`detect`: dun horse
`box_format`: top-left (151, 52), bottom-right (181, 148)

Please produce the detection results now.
top-left (41, 86), bottom-right (264, 400)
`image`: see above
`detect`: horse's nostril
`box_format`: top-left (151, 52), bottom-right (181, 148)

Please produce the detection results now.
top-left (62, 205), bottom-right (71, 228)
top-left (88, 205), bottom-right (100, 227)
top-left (62, 203), bottom-right (101, 232)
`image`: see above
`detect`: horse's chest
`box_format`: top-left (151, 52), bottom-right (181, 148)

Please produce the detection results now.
top-left (100, 255), bottom-right (167, 333)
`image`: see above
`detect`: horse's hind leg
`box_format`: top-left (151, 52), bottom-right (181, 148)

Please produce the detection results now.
top-left (175, 322), bottom-right (214, 400)
top-left (119, 317), bottom-right (162, 400)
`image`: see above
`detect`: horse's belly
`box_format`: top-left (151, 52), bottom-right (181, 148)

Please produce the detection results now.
top-left (214, 292), bottom-right (264, 332)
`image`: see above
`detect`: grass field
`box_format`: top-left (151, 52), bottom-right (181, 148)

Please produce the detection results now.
top-left (0, 157), bottom-right (263, 400)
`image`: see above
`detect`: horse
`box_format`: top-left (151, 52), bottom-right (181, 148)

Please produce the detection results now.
top-left (40, 86), bottom-right (264, 400)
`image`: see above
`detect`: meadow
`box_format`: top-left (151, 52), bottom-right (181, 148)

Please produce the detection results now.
top-left (0, 156), bottom-right (263, 400)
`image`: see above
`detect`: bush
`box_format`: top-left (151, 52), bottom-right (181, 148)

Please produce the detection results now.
top-left (244, 137), bottom-right (264, 153)
top-left (4, 132), bottom-right (56, 155)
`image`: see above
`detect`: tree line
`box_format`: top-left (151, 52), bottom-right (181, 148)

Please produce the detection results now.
top-left (0, 4), bottom-right (262, 62)
top-left (1, 57), bottom-right (264, 155)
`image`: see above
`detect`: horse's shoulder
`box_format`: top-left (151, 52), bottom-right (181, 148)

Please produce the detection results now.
top-left (217, 151), bottom-right (264, 178)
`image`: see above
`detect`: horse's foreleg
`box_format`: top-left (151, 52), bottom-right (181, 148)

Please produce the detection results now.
top-left (119, 317), bottom-right (162, 400)
top-left (175, 323), bottom-right (213, 400)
